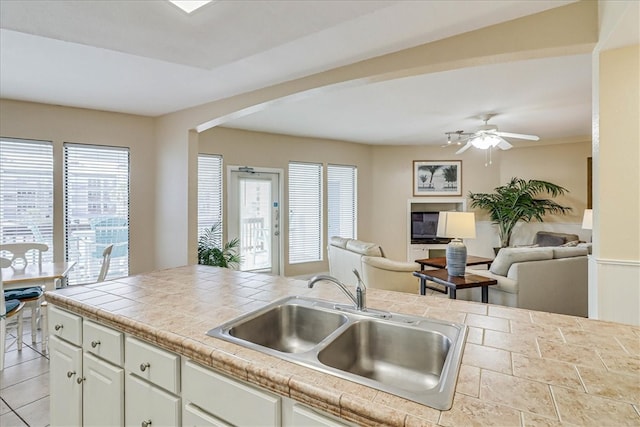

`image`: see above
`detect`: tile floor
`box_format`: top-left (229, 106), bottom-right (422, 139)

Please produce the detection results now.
top-left (1, 312), bottom-right (50, 427)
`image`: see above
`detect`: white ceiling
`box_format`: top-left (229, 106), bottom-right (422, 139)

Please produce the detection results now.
top-left (0, 0), bottom-right (634, 147)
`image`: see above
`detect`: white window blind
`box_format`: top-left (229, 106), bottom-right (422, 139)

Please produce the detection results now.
top-left (327, 164), bottom-right (357, 240)
top-left (197, 154), bottom-right (223, 243)
top-left (0, 138), bottom-right (54, 263)
top-left (64, 143), bottom-right (130, 285)
top-left (288, 162), bottom-right (322, 264)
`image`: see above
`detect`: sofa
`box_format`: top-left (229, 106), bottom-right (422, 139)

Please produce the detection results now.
top-left (327, 237), bottom-right (419, 294)
top-left (458, 246), bottom-right (588, 317)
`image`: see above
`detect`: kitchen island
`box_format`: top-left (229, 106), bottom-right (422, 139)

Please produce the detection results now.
top-left (46, 265), bottom-right (640, 426)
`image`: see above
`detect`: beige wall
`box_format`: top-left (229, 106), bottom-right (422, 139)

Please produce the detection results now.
top-left (369, 141), bottom-right (591, 260)
top-left (0, 99), bottom-right (157, 276)
top-left (198, 127), bottom-right (373, 277)
top-left (591, 43), bottom-right (640, 325)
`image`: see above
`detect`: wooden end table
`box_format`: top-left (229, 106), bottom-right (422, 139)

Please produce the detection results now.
top-left (413, 269), bottom-right (497, 303)
top-left (415, 255), bottom-right (494, 270)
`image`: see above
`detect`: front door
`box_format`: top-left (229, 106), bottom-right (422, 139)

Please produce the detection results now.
top-left (228, 167), bottom-right (281, 274)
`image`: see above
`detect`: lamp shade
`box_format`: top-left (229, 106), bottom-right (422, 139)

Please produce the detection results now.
top-left (437, 212), bottom-right (476, 239)
top-left (582, 209), bottom-right (593, 230)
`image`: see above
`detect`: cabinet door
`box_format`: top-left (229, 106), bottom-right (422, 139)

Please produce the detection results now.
top-left (83, 352), bottom-right (124, 427)
top-left (125, 373), bottom-right (180, 427)
top-left (292, 404), bottom-right (350, 427)
top-left (183, 403), bottom-right (231, 427)
top-left (49, 336), bottom-right (82, 427)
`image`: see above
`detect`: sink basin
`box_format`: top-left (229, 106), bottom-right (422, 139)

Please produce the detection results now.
top-left (228, 303), bottom-right (348, 353)
top-left (207, 296), bottom-right (467, 410)
top-left (317, 320), bottom-right (451, 393)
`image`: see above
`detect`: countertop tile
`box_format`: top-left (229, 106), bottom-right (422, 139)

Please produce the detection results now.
top-left (512, 353), bottom-right (585, 391)
top-left (465, 313), bottom-right (510, 332)
top-left (438, 393), bottom-right (521, 427)
top-left (538, 339), bottom-right (607, 369)
top-left (480, 370), bottom-right (557, 419)
top-left (577, 365), bottom-right (640, 405)
top-left (552, 385), bottom-right (640, 426)
top-left (462, 343), bottom-right (512, 375)
top-left (483, 329), bottom-right (541, 357)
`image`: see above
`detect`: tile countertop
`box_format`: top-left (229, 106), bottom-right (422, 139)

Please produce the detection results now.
top-left (45, 266), bottom-right (640, 427)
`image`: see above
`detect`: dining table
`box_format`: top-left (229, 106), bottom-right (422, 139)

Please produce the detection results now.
top-left (2, 261), bottom-right (77, 291)
top-left (2, 261), bottom-right (76, 353)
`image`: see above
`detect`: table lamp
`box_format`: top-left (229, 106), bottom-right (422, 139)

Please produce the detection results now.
top-left (581, 209), bottom-right (593, 229)
top-left (582, 208), bottom-right (593, 242)
top-left (437, 212), bottom-right (476, 276)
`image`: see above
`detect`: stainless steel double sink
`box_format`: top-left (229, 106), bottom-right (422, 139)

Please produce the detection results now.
top-left (207, 296), bottom-right (467, 410)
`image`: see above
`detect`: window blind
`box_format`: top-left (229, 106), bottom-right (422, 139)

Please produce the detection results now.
top-left (288, 162), bottom-right (322, 264)
top-left (327, 164), bottom-right (357, 240)
top-left (0, 138), bottom-right (54, 263)
top-left (197, 154), bottom-right (223, 245)
top-left (64, 143), bottom-right (130, 284)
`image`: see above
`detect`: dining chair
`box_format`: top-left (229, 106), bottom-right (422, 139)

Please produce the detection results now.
top-left (97, 244), bottom-right (114, 283)
top-left (1, 272), bottom-right (25, 371)
top-left (0, 243), bottom-right (48, 344)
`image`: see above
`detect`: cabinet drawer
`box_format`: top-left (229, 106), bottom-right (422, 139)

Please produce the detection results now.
top-left (125, 373), bottom-right (180, 427)
top-left (83, 320), bottom-right (124, 366)
top-left (48, 305), bottom-right (82, 346)
top-left (125, 336), bottom-right (180, 394)
top-left (182, 360), bottom-right (280, 426)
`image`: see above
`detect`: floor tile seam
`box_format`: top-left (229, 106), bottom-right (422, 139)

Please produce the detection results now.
top-left (15, 394), bottom-right (49, 424)
top-left (0, 395), bottom-right (30, 426)
top-left (1, 367), bottom-right (50, 390)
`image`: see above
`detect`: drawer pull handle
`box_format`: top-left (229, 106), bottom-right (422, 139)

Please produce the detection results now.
top-left (67, 370), bottom-right (76, 378)
top-left (140, 362), bottom-right (150, 372)
top-left (91, 340), bottom-right (101, 348)
top-left (141, 420), bottom-right (152, 427)
top-left (55, 324), bottom-right (63, 331)
top-left (77, 376), bottom-right (86, 384)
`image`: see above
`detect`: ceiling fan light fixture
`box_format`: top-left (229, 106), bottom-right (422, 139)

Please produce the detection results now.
top-left (471, 134), bottom-right (500, 149)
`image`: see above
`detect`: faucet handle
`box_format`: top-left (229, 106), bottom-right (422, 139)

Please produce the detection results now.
top-left (352, 269), bottom-right (366, 289)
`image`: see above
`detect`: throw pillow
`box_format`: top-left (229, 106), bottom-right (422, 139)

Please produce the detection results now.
top-left (561, 240), bottom-right (580, 247)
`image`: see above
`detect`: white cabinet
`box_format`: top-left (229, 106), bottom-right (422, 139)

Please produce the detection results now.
top-left (291, 403), bottom-right (349, 427)
top-left (182, 359), bottom-right (280, 426)
top-left (48, 304), bottom-right (360, 427)
top-left (125, 336), bottom-right (180, 394)
top-left (49, 335), bottom-right (83, 427)
top-left (83, 352), bottom-right (124, 426)
top-left (49, 307), bottom-right (124, 427)
top-left (125, 373), bottom-right (181, 427)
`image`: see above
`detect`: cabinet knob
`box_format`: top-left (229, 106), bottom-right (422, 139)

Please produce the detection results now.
top-left (139, 362), bottom-right (150, 372)
top-left (141, 420), bottom-right (152, 427)
top-left (91, 340), bottom-right (101, 348)
top-left (77, 376), bottom-right (86, 384)
top-left (67, 370), bottom-right (76, 378)
top-left (55, 324), bottom-right (63, 331)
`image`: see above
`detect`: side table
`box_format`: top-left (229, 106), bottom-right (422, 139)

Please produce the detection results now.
top-left (413, 269), bottom-right (497, 303)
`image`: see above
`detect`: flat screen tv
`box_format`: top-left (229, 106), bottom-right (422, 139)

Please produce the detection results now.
top-left (411, 212), bottom-right (452, 244)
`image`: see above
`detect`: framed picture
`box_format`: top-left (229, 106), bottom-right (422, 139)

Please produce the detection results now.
top-left (413, 160), bottom-right (462, 196)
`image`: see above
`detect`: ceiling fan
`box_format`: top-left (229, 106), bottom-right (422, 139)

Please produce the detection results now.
top-left (445, 114), bottom-right (540, 155)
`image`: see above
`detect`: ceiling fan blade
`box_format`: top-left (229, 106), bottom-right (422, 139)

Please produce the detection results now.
top-left (495, 131), bottom-right (539, 141)
top-left (455, 141), bottom-right (473, 154)
top-left (496, 136), bottom-right (513, 150)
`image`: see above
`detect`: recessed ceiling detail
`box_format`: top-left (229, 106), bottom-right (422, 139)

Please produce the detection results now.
top-left (168, 1), bottom-right (214, 14)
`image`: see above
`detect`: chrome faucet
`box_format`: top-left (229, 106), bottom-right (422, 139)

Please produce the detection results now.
top-left (308, 269), bottom-right (367, 311)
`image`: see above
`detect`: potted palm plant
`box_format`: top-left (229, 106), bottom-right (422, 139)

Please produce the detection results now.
top-left (469, 177), bottom-right (572, 249)
top-left (197, 222), bottom-right (241, 269)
